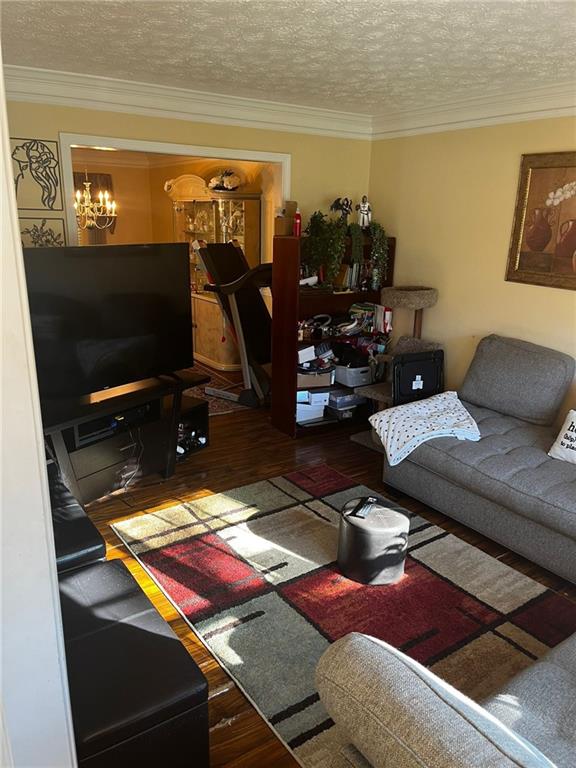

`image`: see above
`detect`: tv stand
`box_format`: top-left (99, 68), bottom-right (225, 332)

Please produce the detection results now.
top-left (42, 370), bottom-right (210, 505)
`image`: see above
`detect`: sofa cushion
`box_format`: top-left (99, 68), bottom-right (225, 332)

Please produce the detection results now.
top-left (404, 403), bottom-right (576, 539)
top-left (548, 409), bottom-right (576, 464)
top-left (459, 335), bottom-right (575, 426)
top-left (316, 632), bottom-right (555, 768)
top-left (484, 635), bottom-right (576, 768)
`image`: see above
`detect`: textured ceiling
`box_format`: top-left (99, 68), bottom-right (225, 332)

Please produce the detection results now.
top-left (2, 0), bottom-right (575, 115)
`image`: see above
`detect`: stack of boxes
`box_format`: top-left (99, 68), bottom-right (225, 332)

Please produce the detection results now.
top-left (297, 342), bottom-right (368, 425)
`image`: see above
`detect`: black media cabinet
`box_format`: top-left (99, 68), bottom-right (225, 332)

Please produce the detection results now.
top-left (43, 370), bottom-right (210, 505)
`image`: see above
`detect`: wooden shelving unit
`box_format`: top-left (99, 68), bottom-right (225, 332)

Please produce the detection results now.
top-left (271, 235), bottom-right (396, 437)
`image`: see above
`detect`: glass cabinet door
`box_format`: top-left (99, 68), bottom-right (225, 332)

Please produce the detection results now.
top-left (173, 196), bottom-right (261, 290)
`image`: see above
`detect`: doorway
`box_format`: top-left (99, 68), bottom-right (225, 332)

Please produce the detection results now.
top-left (60, 133), bottom-right (290, 263)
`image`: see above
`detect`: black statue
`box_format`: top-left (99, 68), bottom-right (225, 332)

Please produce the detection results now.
top-left (330, 197), bottom-right (353, 225)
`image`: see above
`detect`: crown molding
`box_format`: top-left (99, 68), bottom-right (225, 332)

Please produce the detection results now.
top-left (3, 65), bottom-right (373, 140)
top-left (4, 65), bottom-right (574, 141)
top-left (371, 82), bottom-right (576, 139)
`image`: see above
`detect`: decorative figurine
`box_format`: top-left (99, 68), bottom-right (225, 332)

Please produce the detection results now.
top-left (208, 170), bottom-right (241, 191)
top-left (356, 195), bottom-right (372, 228)
top-left (330, 197), bottom-right (353, 224)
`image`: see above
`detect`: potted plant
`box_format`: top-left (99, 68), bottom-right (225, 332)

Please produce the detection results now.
top-left (369, 221), bottom-right (389, 288)
top-left (301, 211), bottom-right (346, 285)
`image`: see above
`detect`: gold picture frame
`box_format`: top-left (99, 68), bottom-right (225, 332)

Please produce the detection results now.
top-left (506, 151), bottom-right (576, 291)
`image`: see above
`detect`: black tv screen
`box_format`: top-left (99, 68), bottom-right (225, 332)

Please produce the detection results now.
top-left (24, 243), bottom-right (193, 398)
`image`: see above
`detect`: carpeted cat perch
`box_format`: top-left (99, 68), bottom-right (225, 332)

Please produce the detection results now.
top-left (380, 286), bottom-right (438, 338)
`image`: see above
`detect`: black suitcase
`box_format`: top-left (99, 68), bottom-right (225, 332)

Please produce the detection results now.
top-left (392, 350), bottom-right (444, 406)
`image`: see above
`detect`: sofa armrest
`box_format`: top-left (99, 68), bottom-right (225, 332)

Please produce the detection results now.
top-left (315, 633), bottom-right (553, 768)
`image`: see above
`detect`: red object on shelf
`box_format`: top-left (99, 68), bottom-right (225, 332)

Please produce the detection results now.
top-left (293, 209), bottom-right (302, 237)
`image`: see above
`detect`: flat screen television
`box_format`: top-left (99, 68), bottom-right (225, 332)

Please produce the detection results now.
top-left (24, 243), bottom-right (193, 399)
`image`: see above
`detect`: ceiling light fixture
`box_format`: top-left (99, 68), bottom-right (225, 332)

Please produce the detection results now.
top-left (74, 170), bottom-right (118, 230)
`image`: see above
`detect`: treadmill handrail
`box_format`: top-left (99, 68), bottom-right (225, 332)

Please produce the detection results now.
top-left (203, 263), bottom-right (272, 295)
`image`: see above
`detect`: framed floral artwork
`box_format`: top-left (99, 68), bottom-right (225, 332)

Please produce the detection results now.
top-left (10, 137), bottom-right (63, 211)
top-left (506, 151), bottom-right (576, 291)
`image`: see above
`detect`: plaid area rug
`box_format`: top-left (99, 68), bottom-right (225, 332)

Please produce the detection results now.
top-left (112, 465), bottom-right (576, 767)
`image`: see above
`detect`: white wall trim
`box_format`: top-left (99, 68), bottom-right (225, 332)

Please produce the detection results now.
top-left (69, 147), bottom-right (275, 171)
top-left (71, 148), bottom-right (150, 168)
top-left (1, 56), bottom-right (77, 767)
top-left (371, 82), bottom-right (576, 139)
top-left (60, 133), bottom-right (291, 245)
top-left (5, 65), bottom-right (372, 140)
top-left (5, 65), bottom-right (575, 142)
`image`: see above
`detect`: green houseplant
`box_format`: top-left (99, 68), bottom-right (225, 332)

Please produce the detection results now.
top-left (369, 221), bottom-right (389, 287)
top-left (348, 222), bottom-right (364, 264)
top-left (301, 211), bottom-right (346, 284)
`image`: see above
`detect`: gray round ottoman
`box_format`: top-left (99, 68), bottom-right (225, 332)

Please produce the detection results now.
top-left (338, 497), bottom-right (410, 585)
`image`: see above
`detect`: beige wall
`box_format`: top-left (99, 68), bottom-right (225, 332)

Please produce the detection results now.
top-left (7, 101), bottom-right (372, 224)
top-left (369, 117), bottom-right (576, 409)
top-left (72, 155), bottom-right (153, 244)
top-left (7, 100), bottom-right (575, 407)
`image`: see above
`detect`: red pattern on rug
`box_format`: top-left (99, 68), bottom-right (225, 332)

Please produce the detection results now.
top-left (281, 558), bottom-right (501, 663)
top-left (144, 533), bottom-right (270, 620)
top-left (511, 592), bottom-right (576, 647)
top-left (116, 464), bottom-right (576, 762)
top-left (285, 465), bottom-right (357, 497)
top-left (182, 363), bottom-right (246, 416)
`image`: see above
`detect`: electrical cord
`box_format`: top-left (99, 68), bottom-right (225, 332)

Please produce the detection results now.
top-left (122, 427), bottom-right (144, 490)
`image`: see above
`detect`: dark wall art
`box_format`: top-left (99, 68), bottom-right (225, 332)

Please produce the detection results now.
top-left (20, 217), bottom-right (66, 248)
top-left (11, 137), bottom-right (63, 211)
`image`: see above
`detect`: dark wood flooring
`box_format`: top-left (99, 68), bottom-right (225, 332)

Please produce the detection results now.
top-left (86, 406), bottom-right (576, 768)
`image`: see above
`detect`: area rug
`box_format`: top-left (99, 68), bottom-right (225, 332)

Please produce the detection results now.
top-left (182, 362), bottom-right (246, 415)
top-left (112, 465), bottom-right (576, 767)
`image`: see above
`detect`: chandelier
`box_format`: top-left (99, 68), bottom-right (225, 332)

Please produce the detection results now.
top-left (74, 172), bottom-right (117, 230)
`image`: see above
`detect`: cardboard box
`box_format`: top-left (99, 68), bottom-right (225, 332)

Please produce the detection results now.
top-left (297, 389), bottom-right (331, 406)
top-left (296, 403), bottom-right (326, 423)
top-left (297, 370), bottom-right (335, 389)
top-left (274, 216), bottom-right (293, 236)
top-left (298, 345), bottom-right (316, 364)
top-left (274, 201), bottom-right (298, 237)
top-left (329, 389), bottom-right (367, 409)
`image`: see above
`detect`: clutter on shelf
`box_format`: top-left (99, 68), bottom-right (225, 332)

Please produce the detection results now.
top-left (299, 200), bottom-right (389, 290)
top-left (294, 301), bottom-right (393, 425)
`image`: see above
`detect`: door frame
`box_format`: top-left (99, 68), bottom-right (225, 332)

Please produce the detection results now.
top-left (59, 133), bottom-right (291, 248)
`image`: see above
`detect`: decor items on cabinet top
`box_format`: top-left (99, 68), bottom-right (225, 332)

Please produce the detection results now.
top-left (164, 173), bottom-right (261, 290)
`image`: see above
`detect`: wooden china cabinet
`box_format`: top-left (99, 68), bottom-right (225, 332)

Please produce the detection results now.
top-left (165, 174), bottom-right (261, 371)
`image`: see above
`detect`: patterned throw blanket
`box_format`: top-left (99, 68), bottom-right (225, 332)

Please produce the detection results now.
top-left (369, 391), bottom-right (481, 466)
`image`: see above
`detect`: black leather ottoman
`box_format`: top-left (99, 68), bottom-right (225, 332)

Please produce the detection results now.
top-left (60, 561), bottom-right (209, 767)
top-left (48, 461), bottom-right (106, 573)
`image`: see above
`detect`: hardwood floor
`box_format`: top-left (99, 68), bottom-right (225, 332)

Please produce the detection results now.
top-left (86, 407), bottom-right (576, 767)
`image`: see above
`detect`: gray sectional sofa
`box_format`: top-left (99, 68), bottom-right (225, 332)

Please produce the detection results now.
top-left (382, 335), bottom-right (576, 583)
top-left (317, 631), bottom-right (576, 767)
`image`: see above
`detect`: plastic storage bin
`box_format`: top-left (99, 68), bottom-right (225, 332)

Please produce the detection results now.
top-left (334, 365), bottom-right (373, 388)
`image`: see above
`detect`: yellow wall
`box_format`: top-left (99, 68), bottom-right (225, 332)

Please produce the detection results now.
top-left (6, 101), bottom-right (372, 224)
top-left (369, 117), bottom-right (576, 410)
top-left (8, 100), bottom-right (575, 407)
top-left (72, 157), bottom-right (153, 244)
